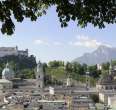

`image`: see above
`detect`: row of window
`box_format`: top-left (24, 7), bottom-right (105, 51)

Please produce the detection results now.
top-left (104, 86), bottom-right (116, 90)
top-left (3, 89), bottom-right (41, 93)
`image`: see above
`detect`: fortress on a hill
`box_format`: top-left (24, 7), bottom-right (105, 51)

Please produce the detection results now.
top-left (0, 46), bottom-right (28, 57)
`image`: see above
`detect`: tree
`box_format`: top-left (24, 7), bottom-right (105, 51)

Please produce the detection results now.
top-left (65, 62), bottom-right (73, 77)
top-left (90, 94), bottom-right (99, 103)
top-left (72, 62), bottom-right (85, 75)
top-left (0, 0), bottom-right (115, 35)
top-left (82, 63), bottom-right (87, 73)
top-left (102, 62), bottom-right (110, 70)
top-left (48, 60), bottom-right (64, 68)
top-left (88, 65), bottom-right (101, 78)
top-left (42, 62), bottom-right (48, 74)
top-left (111, 60), bottom-right (116, 66)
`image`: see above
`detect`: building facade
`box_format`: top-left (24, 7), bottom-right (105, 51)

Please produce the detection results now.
top-left (96, 61), bottom-right (116, 105)
top-left (0, 46), bottom-right (28, 57)
top-left (96, 62), bottom-right (116, 91)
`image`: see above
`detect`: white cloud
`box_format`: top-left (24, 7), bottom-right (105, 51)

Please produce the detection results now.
top-left (53, 42), bottom-right (63, 46)
top-left (34, 39), bottom-right (49, 46)
top-left (34, 36), bottom-right (111, 48)
top-left (69, 35), bottom-right (111, 48)
top-left (34, 40), bottom-right (63, 46)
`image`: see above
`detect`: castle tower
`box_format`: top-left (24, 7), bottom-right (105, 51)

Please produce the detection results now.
top-left (36, 61), bottom-right (44, 89)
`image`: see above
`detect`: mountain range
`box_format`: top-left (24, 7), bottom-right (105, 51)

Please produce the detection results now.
top-left (73, 45), bottom-right (116, 65)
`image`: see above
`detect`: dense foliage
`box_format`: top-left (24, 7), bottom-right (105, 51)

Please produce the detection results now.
top-left (0, 55), bottom-right (36, 78)
top-left (45, 60), bottom-right (102, 86)
top-left (0, 0), bottom-right (115, 35)
top-left (90, 94), bottom-right (99, 103)
top-left (44, 60), bottom-right (116, 86)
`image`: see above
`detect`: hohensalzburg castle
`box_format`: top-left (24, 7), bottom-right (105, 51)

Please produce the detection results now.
top-left (0, 46), bottom-right (28, 57)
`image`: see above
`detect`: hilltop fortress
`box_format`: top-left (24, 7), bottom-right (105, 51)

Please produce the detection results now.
top-left (0, 46), bottom-right (28, 57)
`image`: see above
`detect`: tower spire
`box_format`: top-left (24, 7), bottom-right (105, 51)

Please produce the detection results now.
top-left (109, 60), bottom-right (113, 75)
top-left (36, 61), bottom-right (44, 89)
top-left (6, 63), bottom-right (9, 68)
top-left (86, 66), bottom-right (90, 90)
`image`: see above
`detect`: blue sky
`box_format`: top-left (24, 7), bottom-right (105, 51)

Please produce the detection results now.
top-left (0, 7), bottom-right (116, 62)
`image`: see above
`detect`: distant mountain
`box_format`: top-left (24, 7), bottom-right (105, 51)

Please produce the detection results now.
top-left (73, 45), bottom-right (116, 65)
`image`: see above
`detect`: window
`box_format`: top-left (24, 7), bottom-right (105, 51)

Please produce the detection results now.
top-left (105, 86), bottom-right (108, 90)
top-left (110, 86), bottom-right (112, 90)
top-left (38, 75), bottom-right (40, 78)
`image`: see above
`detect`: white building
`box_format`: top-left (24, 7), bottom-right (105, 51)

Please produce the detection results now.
top-left (49, 86), bottom-right (55, 95)
top-left (2, 63), bottom-right (14, 81)
top-left (66, 78), bottom-right (72, 87)
top-left (108, 95), bottom-right (116, 109)
top-left (97, 64), bottom-right (102, 70)
top-left (36, 61), bottom-right (44, 89)
top-left (0, 79), bottom-right (12, 90)
top-left (97, 62), bottom-right (116, 107)
top-left (0, 63), bottom-right (14, 93)
top-left (96, 62), bottom-right (116, 91)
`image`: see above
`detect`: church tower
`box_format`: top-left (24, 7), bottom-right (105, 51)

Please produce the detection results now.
top-left (36, 61), bottom-right (44, 89)
top-left (66, 77), bottom-right (71, 87)
top-left (2, 63), bottom-right (14, 81)
top-left (109, 60), bottom-right (113, 75)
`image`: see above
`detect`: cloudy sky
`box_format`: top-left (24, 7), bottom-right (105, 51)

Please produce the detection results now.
top-left (0, 7), bottom-right (116, 62)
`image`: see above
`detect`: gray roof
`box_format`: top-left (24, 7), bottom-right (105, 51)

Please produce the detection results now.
top-left (0, 79), bottom-right (12, 83)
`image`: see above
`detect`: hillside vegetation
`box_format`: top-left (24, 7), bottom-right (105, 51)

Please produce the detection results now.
top-left (1, 56), bottom-right (116, 87)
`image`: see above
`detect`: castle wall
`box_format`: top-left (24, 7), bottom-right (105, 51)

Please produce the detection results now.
top-left (0, 47), bottom-right (28, 57)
